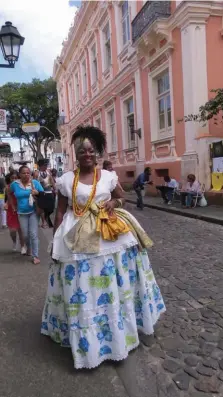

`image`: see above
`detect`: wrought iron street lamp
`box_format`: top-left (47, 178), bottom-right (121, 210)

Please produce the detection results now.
top-left (0, 21), bottom-right (25, 68)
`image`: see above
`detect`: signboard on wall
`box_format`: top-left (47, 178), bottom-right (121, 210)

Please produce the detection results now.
top-left (0, 109), bottom-right (7, 133)
top-left (213, 157), bottom-right (223, 172)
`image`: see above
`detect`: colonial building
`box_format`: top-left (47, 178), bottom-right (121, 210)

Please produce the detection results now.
top-left (54, 1), bottom-right (223, 189)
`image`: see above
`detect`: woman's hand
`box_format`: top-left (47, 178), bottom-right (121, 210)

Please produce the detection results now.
top-left (32, 189), bottom-right (39, 196)
top-left (103, 200), bottom-right (116, 216)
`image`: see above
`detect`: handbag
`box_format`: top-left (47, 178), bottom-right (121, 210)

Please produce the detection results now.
top-left (29, 183), bottom-right (34, 207)
top-left (31, 179), bottom-right (55, 212)
top-left (199, 196), bottom-right (207, 207)
top-left (30, 180), bottom-right (47, 211)
top-left (36, 191), bottom-right (55, 212)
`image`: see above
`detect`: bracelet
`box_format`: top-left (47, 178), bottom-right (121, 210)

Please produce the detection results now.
top-left (114, 198), bottom-right (123, 208)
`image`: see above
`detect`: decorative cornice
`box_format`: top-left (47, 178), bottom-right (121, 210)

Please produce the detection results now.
top-left (171, 1), bottom-right (223, 30)
top-left (143, 41), bottom-right (174, 70)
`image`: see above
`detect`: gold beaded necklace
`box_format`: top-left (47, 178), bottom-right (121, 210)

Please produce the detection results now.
top-left (72, 167), bottom-right (98, 217)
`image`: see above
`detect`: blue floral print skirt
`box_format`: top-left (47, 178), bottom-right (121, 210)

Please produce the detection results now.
top-left (41, 246), bottom-right (165, 369)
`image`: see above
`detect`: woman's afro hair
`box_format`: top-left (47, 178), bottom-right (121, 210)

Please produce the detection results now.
top-left (71, 125), bottom-right (106, 156)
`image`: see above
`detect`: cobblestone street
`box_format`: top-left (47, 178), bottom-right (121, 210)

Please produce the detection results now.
top-left (127, 203), bottom-right (223, 397)
top-left (1, 204), bottom-right (223, 397)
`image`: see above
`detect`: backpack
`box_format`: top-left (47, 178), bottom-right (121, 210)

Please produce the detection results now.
top-left (0, 178), bottom-right (5, 194)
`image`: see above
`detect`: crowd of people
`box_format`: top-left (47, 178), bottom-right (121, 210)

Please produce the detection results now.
top-left (0, 163), bottom-right (59, 264)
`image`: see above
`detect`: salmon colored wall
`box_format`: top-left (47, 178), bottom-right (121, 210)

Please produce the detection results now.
top-left (101, 108), bottom-right (106, 132)
top-left (96, 28), bottom-right (103, 90)
top-left (172, 27), bottom-right (185, 156)
top-left (206, 16), bottom-right (223, 138)
top-left (171, 1), bottom-right (177, 13)
top-left (150, 161), bottom-right (181, 183)
top-left (86, 48), bottom-right (91, 101)
top-left (152, 161), bottom-right (181, 195)
top-left (78, 63), bottom-right (82, 102)
top-left (109, 5), bottom-right (118, 77)
top-left (137, 1), bottom-right (143, 13)
top-left (140, 68), bottom-right (151, 162)
top-left (115, 96), bottom-right (123, 154)
top-left (114, 165), bottom-right (136, 185)
top-left (65, 82), bottom-right (70, 122)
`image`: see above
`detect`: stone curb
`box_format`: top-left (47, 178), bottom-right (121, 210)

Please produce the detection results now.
top-left (126, 199), bottom-right (223, 226)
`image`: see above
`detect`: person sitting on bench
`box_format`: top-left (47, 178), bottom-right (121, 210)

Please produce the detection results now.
top-left (156, 176), bottom-right (178, 204)
top-left (180, 174), bottom-right (201, 208)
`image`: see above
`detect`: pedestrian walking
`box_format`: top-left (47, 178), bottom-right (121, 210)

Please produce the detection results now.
top-left (32, 170), bottom-right (39, 180)
top-left (51, 168), bottom-right (58, 184)
top-left (41, 125), bottom-right (165, 369)
top-left (0, 176), bottom-right (7, 228)
top-left (4, 171), bottom-right (25, 253)
top-left (10, 165), bottom-right (44, 265)
top-left (38, 159), bottom-right (55, 228)
top-left (133, 167), bottom-right (153, 210)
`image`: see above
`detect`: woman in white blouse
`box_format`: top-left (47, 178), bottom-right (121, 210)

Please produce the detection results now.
top-left (41, 125), bottom-right (165, 370)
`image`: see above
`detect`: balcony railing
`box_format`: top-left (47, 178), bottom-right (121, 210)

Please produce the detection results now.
top-left (132, 1), bottom-right (171, 43)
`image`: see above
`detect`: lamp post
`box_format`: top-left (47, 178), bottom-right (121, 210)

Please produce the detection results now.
top-left (0, 21), bottom-right (25, 68)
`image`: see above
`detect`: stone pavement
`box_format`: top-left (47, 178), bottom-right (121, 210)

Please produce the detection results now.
top-left (1, 205), bottom-right (223, 397)
top-left (125, 192), bottom-right (223, 225)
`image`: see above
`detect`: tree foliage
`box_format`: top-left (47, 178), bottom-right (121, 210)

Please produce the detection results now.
top-left (0, 78), bottom-right (60, 162)
top-left (182, 89), bottom-right (223, 125)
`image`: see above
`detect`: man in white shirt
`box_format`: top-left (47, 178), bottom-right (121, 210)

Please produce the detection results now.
top-left (156, 176), bottom-right (178, 204)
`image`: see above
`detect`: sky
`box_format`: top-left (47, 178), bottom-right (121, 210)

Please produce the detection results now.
top-left (0, 0), bottom-right (80, 150)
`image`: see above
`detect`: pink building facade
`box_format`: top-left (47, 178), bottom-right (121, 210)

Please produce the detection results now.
top-left (54, 1), bottom-right (223, 189)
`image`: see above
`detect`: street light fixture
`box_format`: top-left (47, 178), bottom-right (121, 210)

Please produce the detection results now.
top-left (0, 21), bottom-right (25, 68)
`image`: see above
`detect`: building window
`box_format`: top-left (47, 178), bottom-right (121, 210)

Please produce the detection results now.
top-left (91, 44), bottom-right (98, 83)
top-left (104, 23), bottom-right (111, 70)
top-left (74, 73), bottom-right (79, 103)
top-left (157, 71), bottom-right (171, 133)
top-left (125, 97), bottom-right (136, 149)
top-left (108, 109), bottom-right (117, 152)
top-left (82, 60), bottom-right (87, 94)
top-left (121, 1), bottom-right (130, 46)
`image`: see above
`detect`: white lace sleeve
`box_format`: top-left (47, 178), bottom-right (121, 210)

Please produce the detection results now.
top-left (110, 171), bottom-right (118, 192)
top-left (56, 172), bottom-right (70, 197)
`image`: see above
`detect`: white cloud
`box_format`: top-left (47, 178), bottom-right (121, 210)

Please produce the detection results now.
top-left (0, 0), bottom-right (77, 76)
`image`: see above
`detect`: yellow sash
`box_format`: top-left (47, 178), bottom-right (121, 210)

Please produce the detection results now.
top-left (64, 203), bottom-right (153, 254)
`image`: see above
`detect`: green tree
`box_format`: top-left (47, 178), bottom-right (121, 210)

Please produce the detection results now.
top-left (0, 78), bottom-right (60, 162)
top-left (182, 89), bottom-right (223, 125)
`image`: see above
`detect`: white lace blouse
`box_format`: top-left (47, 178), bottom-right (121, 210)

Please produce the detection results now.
top-left (52, 170), bottom-right (138, 262)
